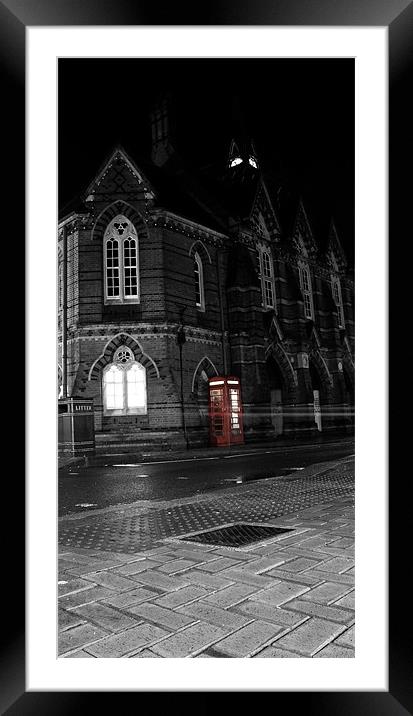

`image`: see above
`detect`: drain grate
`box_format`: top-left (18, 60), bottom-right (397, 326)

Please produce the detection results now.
top-left (179, 523), bottom-right (293, 547)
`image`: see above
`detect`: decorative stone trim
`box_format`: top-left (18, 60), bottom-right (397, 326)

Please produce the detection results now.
top-left (148, 211), bottom-right (227, 247)
top-left (88, 332), bottom-right (160, 381)
top-left (309, 348), bottom-right (334, 387)
top-left (91, 201), bottom-right (148, 243)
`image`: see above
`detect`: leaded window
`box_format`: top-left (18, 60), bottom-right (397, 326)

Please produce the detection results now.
top-left (104, 215), bottom-right (139, 303)
top-left (259, 248), bottom-right (276, 310)
top-left (103, 346), bottom-right (147, 415)
top-left (332, 277), bottom-right (345, 328)
top-left (194, 252), bottom-right (205, 310)
top-left (299, 264), bottom-right (314, 320)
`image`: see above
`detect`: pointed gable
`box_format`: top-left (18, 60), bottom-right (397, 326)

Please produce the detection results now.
top-left (84, 146), bottom-right (156, 207)
top-left (326, 219), bottom-right (348, 272)
top-left (291, 199), bottom-right (318, 259)
top-left (249, 177), bottom-right (281, 241)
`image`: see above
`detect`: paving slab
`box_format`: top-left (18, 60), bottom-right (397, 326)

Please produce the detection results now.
top-left (102, 587), bottom-right (161, 609)
top-left (154, 585), bottom-right (213, 608)
top-left (149, 622), bottom-right (229, 657)
top-left (234, 601), bottom-right (309, 627)
top-left (177, 600), bottom-right (252, 630)
top-left (254, 646), bottom-right (304, 658)
top-left (273, 617), bottom-right (346, 656)
top-left (85, 623), bottom-right (170, 657)
top-left (180, 569), bottom-right (235, 590)
top-left (299, 582), bottom-right (353, 605)
top-left (58, 609), bottom-right (86, 632)
top-left (250, 582), bottom-right (310, 606)
top-left (126, 602), bottom-right (196, 631)
top-left (58, 585), bottom-right (114, 610)
top-left (212, 620), bottom-right (285, 657)
top-left (71, 602), bottom-right (141, 632)
top-left (59, 623), bottom-right (109, 655)
top-left (332, 590), bottom-right (355, 610)
top-left (315, 643), bottom-right (354, 658)
top-left (334, 625), bottom-right (355, 648)
top-left (203, 583), bottom-right (261, 608)
top-left (282, 598), bottom-right (354, 625)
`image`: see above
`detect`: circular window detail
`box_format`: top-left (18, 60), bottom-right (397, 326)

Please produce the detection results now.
top-left (114, 346), bottom-right (134, 365)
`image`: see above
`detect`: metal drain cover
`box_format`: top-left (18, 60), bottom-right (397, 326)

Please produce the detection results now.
top-left (180, 523), bottom-right (293, 547)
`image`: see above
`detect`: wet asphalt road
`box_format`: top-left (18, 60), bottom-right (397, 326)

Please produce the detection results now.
top-left (58, 441), bottom-right (354, 516)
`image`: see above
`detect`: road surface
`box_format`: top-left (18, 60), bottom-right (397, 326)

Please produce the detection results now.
top-left (59, 440), bottom-right (354, 516)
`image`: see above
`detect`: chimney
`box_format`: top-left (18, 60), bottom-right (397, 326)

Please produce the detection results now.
top-left (150, 94), bottom-right (175, 167)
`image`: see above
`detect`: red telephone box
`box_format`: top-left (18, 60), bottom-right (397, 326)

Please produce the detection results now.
top-left (208, 376), bottom-right (244, 447)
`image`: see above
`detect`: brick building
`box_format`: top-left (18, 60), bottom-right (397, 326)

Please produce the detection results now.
top-left (58, 107), bottom-right (354, 452)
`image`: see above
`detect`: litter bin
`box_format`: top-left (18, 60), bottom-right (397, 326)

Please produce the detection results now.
top-left (58, 397), bottom-right (95, 456)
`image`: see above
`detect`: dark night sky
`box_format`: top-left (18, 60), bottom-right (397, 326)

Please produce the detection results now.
top-left (58, 58), bottom-right (354, 263)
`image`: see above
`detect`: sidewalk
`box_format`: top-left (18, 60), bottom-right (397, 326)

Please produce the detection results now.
top-left (58, 455), bottom-right (355, 658)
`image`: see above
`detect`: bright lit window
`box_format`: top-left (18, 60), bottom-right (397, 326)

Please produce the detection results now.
top-left (194, 252), bottom-right (205, 310)
top-left (332, 276), bottom-right (345, 328)
top-left (104, 215), bottom-right (139, 303)
top-left (258, 248), bottom-right (276, 309)
top-left (299, 263), bottom-right (314, 319)
top-left (103, 347), bottom-right (147, 415)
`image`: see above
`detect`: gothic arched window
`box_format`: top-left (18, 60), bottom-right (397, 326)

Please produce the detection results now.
top-left (103, 346), bottom-right (147, 415)
top-left (104, 215), bottom-right (139, 304)
top-left (258, 247), bottom-right (276, 310)
top-left (194, 252), bottom-right (205, 311)
top-left (298, 263), bottom-right (314, 320)
top-left (331, 276), bottom-right (345, 328)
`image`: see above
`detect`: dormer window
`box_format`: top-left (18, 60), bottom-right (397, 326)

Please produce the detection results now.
top-left (229, 157), bottom-right (243, 168)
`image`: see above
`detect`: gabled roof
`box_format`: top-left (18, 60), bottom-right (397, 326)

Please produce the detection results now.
top-left (84, 146), bottom-right (156, 201)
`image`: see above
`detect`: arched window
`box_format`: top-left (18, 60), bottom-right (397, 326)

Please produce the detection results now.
top-left (258, 247), bottom-right (276, 309)
top-left (194, 252), bottom-right (205, 311)
top-left (298, 263), bottom-right (314, 320)
top-left (103, 346), bottom-right (147, 415)
top-left (58, 262), bottom-right (63, 311)
top-left (331, 276), bottom-right (345, 328)
top-left (104, 215), bottom-right (139, 304)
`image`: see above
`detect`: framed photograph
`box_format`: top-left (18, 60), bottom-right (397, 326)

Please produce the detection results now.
top-left (2, 0), bottom-right (409, 710)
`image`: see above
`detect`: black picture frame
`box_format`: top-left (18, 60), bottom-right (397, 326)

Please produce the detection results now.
top-left (5, 0), bottom-right (411, 712)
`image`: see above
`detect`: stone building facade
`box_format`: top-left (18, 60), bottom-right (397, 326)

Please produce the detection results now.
top-left (58, 119), bottom-right (354, 453)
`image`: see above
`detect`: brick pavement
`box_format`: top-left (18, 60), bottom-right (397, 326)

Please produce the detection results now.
top-left (58, 456), bottom-right (355, 658)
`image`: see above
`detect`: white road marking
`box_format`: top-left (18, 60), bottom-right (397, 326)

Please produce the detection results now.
top-left (113, 464), bottom-right (142, 467)
top-left (75, 503), bottom-right (98, 508)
